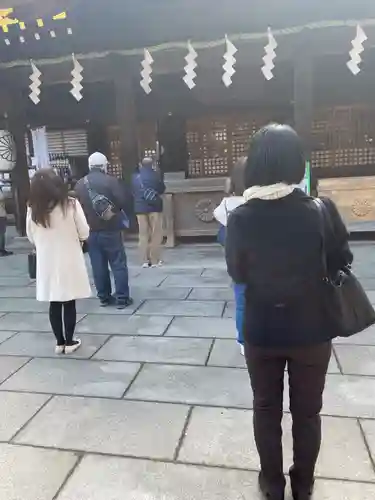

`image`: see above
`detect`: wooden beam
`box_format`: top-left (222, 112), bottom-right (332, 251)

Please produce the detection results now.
top-left (7, 90), bottom-right (29, 235)
top-left (112, 57), bottom-right (139, 180)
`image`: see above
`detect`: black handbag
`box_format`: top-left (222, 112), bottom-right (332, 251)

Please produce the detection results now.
top-left (28, 252), bottom-right (36, 280)
top-left (315, 199), bottom-right (375, 337)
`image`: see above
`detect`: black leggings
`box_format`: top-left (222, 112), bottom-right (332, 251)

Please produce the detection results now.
top-left (49, 300), bottom-right (77, 346)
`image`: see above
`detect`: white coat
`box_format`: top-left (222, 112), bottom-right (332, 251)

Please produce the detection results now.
top-left (26, 199), bottom-right (92, 302)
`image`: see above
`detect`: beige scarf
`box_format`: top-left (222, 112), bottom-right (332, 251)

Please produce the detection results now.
top-left (243, 183), bottom-right (298, 201)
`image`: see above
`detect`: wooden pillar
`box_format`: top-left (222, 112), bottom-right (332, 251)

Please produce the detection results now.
top-left (7, 91), bottom-right (29, 236)
top-left (293, 52), bottom-right (317, 195)
top-left (113, 59), bottom-right (139, 182)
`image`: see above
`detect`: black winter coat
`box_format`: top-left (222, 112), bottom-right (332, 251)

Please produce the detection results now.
top-left (225, 189), bottom-right (353, 348)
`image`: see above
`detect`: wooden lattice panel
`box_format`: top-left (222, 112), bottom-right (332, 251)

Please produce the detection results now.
top-left (202, 118), bottom-right (229, 176)
top-left (312, 106), bottom-right (375, 169)
top-left (186, 120), bottom-right (204, 177)
top-left (107, 126), bottom-right (123, 178)
top-left (138, 122), bottom-right (157, 160)
top-left (186, 113), bottom-right (278, 178)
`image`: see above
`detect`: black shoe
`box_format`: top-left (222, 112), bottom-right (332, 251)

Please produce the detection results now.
top-left (100, 296), bottom-right (115, 307)
top-left (290, 467), bottom-right (314, 500)
top-left (116, 297), bottom-right (134, 310)
top-left (258, 473), bottom-right (285, 500)
top-left (0, 250), bottom-right (13, 257)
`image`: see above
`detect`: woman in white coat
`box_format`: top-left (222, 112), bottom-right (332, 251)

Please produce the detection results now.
top-left (26, 169), bottom-right (91, 354)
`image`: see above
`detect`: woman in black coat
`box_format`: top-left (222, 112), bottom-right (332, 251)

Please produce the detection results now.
top-left (225, 124), bottom-right (352, 500)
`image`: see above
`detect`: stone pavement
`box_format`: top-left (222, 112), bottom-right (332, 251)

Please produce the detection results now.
top-left (1, 242), bottom-right (375, 499)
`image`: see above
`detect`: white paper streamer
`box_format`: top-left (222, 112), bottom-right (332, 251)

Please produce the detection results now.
top-left (222, 35), bottom-right (237, 87)
top-left (183, 41), bottom-right (197, 90)
top-left (29, 61), bottom-right (41, 105)
top-left (347, 24), bottom-right (367, 75)
top-left (140, 49), bottom-right (153, 94)
top-left (70, 54), bottom-right (83, 101)
top-left (261, 27), bottom-right (277, 80)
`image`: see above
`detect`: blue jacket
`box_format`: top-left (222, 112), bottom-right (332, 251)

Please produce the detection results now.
top-left (131, 167), bottom-right (166, 214)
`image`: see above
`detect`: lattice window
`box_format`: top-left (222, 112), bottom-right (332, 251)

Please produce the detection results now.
top-left (107, 126), bottom-right (123, 178)
top-left (311, 106), bottom-right (375, 169)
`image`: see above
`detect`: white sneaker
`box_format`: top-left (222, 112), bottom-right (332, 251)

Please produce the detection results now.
top-left (55, 345), bottom-right (65, 355)
top-left (151, 261), bottom-right (163, 268)
top-left (142, 262), bottom-right (150, 269)
top-left (64, 339), bottom-right (82, 354)
top-left (240, 344), bottom-right (245, 356)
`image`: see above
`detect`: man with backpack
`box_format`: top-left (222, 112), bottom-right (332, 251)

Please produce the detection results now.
top-left (75, 152), bottom-right (133, 309)
top-left (131, 157), bottom-right (166, 267)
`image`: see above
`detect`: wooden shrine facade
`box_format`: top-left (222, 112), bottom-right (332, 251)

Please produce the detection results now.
top-left (1, 0), bottom-right (375, 237)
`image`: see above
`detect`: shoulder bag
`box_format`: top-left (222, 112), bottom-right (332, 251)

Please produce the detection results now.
top-left (314, 198), bottom-right (375, 337)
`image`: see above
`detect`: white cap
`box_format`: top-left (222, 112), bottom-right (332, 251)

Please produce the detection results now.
top-left (88, 152), bottom-right (108, 170)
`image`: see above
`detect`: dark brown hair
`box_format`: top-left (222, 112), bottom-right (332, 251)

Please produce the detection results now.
top-left (29, 169), bottom-right (69, 228)
top-left (228, 157), bottom-right (247, 196)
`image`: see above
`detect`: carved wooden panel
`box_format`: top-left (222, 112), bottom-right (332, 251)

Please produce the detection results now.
top-left (311, 106), bottom-right (375, 169)
top-left (319, 176), bottom-right (375, 225)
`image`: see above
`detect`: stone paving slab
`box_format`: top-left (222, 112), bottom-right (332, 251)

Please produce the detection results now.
top-left (207, 339), bottom-right (341, 373)
top-left (0, 356), bottom-right (29, 384)
top-left (0, 287), bottom-right (35, 298)
top-left (335, 345), bottom-right (375, 375)
top-left (161, 275), bottom-right (231, 288)
top-left (128, 273), bottom-right (168, 287)
top-left (131, 286), bottom-right (191, 300)
top-left (0, 332), bottom-right (108, 359)
top-left (0, 298), bottom-right (48, 313)
top-left (359, 420), bottom-right (375, 464)
top-left (1, 358), bottom-right (140, 398)
top-left (165, 317), bottom-right (236, 339)
top-left (0, 392), bottom-right (49, 441)
top-left (57, 455), bottom-right (258, 500)
top-left (93, 336), bottom-right (212, 365)
top-left (126, 364), bottom-right (252, 408)
top-left (188, 287), bottom-right (234, 301)
top-left (311, 480), bottom-right (375, 500)
top-left (15, 396), bottom-right (189, 460)
top-left (223, 301), bottom-right (235, 318)
top-left (0, 276), bottom-right (32, 287)
top-left (136, 299), bottom-right (225, 317)
top-left (318, 374), bottom-right (375, 418)
top-left (0, 331), bottom-right (16, 345)
top-left (334, 327), bottom-right (375, 346)
top-left (179, 407), bottom-right (374, 481)
top-left (0, 313), bottom-right (86, 332)
top-left (76, 314), bottom-right (172, 336)
top-left (76, 299), bottom-right (143, 315)
top-left (0, 443), bottom-right (77, 500)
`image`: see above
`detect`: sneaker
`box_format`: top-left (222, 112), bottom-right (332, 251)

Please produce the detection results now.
top-left (100, 296), bottom-right (115, 307)
top-left (55, 345), bottom-right (65, 355)
top-left (142, 262), bottom-right (150, 269)
top-left (240, 344), bottom-right (245, 356)
top-left (116, 297), bottom-right (134, 310)
top-left (65, 339), bottom-right (82, 354)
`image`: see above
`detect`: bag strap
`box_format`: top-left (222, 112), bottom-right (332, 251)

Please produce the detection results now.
top-left (313, 198), bottom-right (330, 277)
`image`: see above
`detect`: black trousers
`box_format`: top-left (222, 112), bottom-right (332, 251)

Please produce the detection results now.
top-left (245, 341), bottom-right (331, 497)
top-left (49, 300), bottom-right (77, 346)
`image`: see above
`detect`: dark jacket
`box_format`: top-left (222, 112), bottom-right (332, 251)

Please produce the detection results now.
top-left (75, 169), bottom-right (130, 232)
top-left (226, 189), bottom-right (353, 348)
top-left (131, 166), bottom-right (166, 214)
